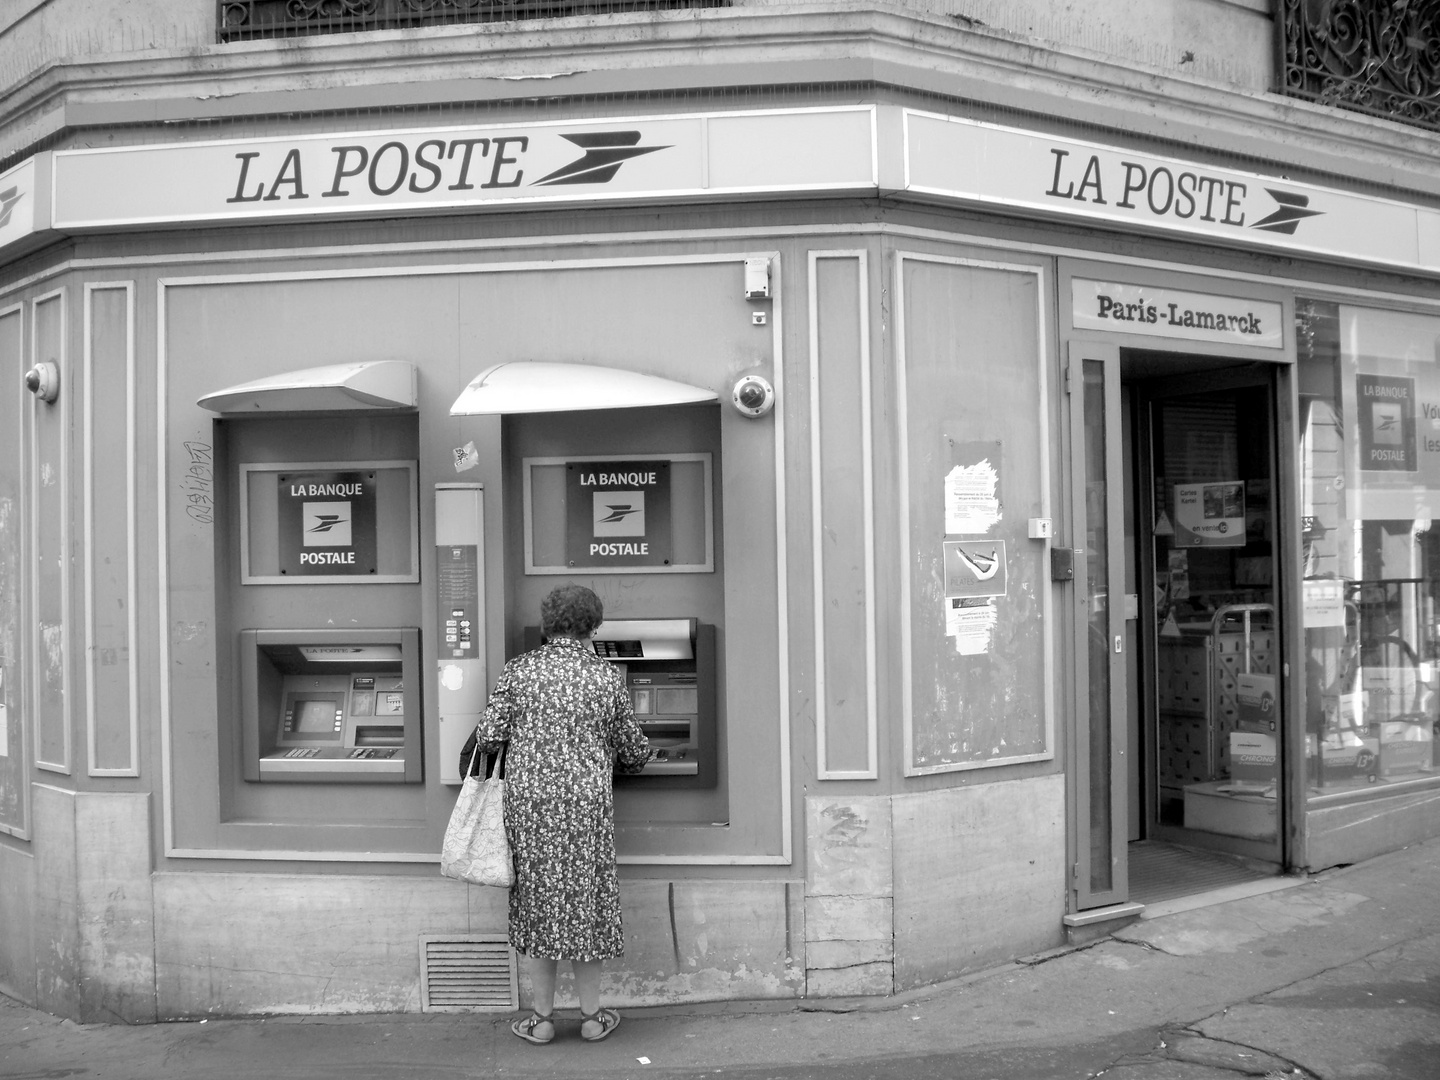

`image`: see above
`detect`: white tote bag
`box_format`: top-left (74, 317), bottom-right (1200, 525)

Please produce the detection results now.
top-left (440, 743), bottom-right (514, 888)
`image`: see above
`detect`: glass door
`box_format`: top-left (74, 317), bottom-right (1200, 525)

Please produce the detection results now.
top-left (1069, 343), bottom-right (1129, 908)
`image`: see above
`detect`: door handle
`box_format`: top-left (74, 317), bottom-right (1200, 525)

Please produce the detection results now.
top-left (1114, 635), bottom-right (1123, 654)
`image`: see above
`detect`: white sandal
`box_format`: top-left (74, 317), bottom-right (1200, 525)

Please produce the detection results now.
top-left (580, 1007), bottom-right (621, 1042)
top-left (511, 1011), bottom-right (555, 1044)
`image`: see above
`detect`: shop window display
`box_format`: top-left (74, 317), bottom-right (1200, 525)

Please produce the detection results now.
top-left (1298, 300), bottom-right (1440, 796)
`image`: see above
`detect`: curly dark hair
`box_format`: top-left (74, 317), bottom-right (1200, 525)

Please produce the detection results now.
top-left (540, 584), bottom-right (605, 639)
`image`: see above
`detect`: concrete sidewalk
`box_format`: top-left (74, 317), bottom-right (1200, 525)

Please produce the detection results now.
top-left (3, 836), bottom-right (1438, 1080)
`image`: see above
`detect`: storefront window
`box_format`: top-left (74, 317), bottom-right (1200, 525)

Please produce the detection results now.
top-left (1298, 299), bottom-right (1440, 797)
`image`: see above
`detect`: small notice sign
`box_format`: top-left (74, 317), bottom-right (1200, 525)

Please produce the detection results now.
top-left (565, 460), bottom-right (673, 569)
top-left (943, 540), bottom-right (1007, 598)
top-left (944, 458), bottom-right (1001, 535)
top-left (1174, 482), bottom-right (1245, 548)
top-left (1303, 580), bottom-right (1346, 628)
top-left (946, 598), bottom-right (998, 655)
top-left (277, 471), bottom-right (378, 576)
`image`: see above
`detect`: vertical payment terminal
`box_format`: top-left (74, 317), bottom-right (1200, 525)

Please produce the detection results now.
top-left (241, 627), bottom-right (422, 783)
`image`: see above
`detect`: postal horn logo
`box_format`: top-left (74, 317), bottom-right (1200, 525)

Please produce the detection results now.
top-left (599, 503), bottom-right (641, 524)
top-left (1251, 188), bottom-right (1323, 235)
top-left (955, 546), bottom-right (1000, 581)
top-left (303, 502), bottom-right (352, 547)
top-left (593, 490), bottom-right (646, 536)
top-left (0, 186), bottom-right (23, 229)
top-left (534, 132), bottom-right (670, 187)
top-left (308, 514), bottom-right (346, 534)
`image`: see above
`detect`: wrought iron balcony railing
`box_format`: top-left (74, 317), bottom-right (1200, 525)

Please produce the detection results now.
top-left (218, 0), bottom-right (1440, 140)
top-left (1279, 0), bottom-right (1440, 133)
top-left (218, 0), bottom-right (727, 42)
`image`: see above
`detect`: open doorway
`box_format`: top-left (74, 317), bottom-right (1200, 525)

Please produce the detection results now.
top-left (1125, 355), bottom-right (1286, 903)
top-left (1070, 345), bottom-right (1291, 913)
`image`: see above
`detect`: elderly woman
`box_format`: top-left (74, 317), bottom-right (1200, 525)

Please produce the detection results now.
top-left (474, 584), bottom-right (651, 1045)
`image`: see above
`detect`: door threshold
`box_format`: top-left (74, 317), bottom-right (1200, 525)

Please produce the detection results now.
top-left (1137, 874), bottom-right (1306, 920)
top-left (1063, 901), bottom-right (1146, 927)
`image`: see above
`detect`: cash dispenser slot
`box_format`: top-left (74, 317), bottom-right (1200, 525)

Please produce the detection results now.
top-left (241, 627), bottom-right (422, 783)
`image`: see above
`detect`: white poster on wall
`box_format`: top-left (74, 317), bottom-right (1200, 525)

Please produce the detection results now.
top-left (946, 598), bottom-right (998, 655)
top-left (944, 459), bottom-right (1001, 535)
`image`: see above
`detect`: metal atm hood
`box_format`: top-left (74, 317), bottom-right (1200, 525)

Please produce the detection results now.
top-left (197, 360), bottom-right (418, 413)
top-left (449, 361), bottom-right (718, 415)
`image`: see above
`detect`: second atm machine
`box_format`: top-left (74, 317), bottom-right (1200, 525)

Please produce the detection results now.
top-left (525, 617), bottom-right (718, 788)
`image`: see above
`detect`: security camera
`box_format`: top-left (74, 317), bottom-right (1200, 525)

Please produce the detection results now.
top-left (731, 375), bottom-right (774, 418)
top-left (24, 361), bottom-right (59, 403)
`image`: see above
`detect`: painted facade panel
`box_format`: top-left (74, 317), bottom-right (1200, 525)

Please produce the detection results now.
top-left (86, 285), bottom-right (136, 775)
top-left (813, 254), bottom-right (876, 778)
top-left (0, 303), bottom-right (24, 834)
top-left (898, 256), bottom-right (1051, 773)
top-left (74, 793), bottom-right (156, 1023)
top-left (32, 291), bottom-right (68, 773)
top-left (0, 843), bottom-right (36, 1001)
top-left (805, 795), bottom-right (894, 993)
top-left (892, 776), bottom-right (1067, 989)
top-left (600, 880), bottom-right (804, 1006)
top-left (153, 871), bottom-right (484, 1017)
top-left (31, 785), bottom-right (79, 1018)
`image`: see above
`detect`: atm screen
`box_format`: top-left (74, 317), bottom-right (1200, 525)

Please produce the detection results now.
top-left (655, 687), bottom-right (698, 714)
top-left (294, 698), bottom-right (339, 733)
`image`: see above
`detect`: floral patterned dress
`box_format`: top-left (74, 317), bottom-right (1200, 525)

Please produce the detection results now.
top-left (475, 636), bottom-right (650, 961)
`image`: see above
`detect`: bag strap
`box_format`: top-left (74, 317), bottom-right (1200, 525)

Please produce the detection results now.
top-left (465, 739), bottom-right (482, 778)
top-left (494, 742), bottom-right (507, 779)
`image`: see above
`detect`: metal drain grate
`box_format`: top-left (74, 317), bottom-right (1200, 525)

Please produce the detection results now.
top-left (419, 935), bottom-right (518, 1012)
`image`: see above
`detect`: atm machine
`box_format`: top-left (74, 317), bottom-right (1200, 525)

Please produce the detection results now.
top-left (525, 618), bottom-right (718, 788)
top-left (241, 627), bottom-right (423, 783)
